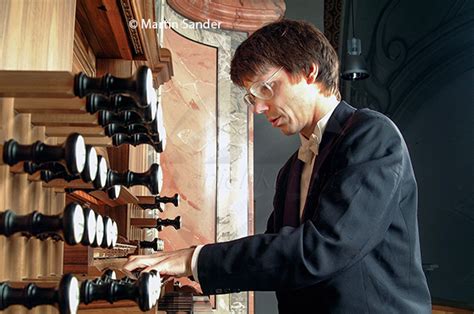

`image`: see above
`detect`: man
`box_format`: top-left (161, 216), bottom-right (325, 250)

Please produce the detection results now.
top-left (123, 20), bottom-right (431, 313)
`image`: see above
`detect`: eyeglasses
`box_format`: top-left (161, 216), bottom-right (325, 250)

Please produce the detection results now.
top-left (243, 67), bottom-right (283, 107)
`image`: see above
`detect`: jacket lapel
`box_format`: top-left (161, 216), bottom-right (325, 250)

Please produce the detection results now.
top-left (301, 101), bottom-right (357, 221)
top-left (282, 157), bottom-right (304, 227)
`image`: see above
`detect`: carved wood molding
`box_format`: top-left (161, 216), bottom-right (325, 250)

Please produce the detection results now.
top-left (117, 0), bottom-right (146, 58)
top-left (76, 0), bottom-right (173, 84)
top-left (167, 0), bottom-right (286, 33)
top-left (129, 0), bottom-right (174, 84)
top-left (73, 21), bottom-right (96, 76)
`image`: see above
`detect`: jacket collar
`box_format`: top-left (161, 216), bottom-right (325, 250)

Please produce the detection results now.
top-left (273, 101), bottom-right (357, 230)
top-left (300, 101), bottom-right (357, 221)
top-left (319, 100), bottom-right (356, 152)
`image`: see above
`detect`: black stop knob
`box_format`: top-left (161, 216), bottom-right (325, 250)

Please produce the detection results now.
top-left (138, 193), bottom-right (179, 212)
top-left (0, 274), bottom-right (79, 314)
top-left (112, 133), bottom-right (164, 153)
top-left (139, 238), bottom-right (164, 251)
top-left (86, 94), bottom-right (157, 122)
top-left (106, 163), bottom-right (162, 195)
top-left (80, 271), bottom-right (159, 311)
top-left (156, 216), bottom-right (181, 231)
top-left (3, 133), bottom-right (86, 175)
top-left (0, 202), bottom-right (86, 245)
top-left (74, 66), bottom-right (156, 108)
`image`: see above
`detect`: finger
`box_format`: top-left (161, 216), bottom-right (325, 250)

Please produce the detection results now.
top-left (122, 255), bottom-right (155, 273)
top-left (150, 259), bottom-right (179, 277)
top-left (122, 268), bottom-right (133, 279)
top-left (126, 254), bottom-right (146, 262)
top-left (143, 264), bottom-right (160, 274)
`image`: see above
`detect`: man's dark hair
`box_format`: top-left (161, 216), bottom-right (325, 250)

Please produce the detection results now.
top-left (231, 19), bottom-right (341, 99)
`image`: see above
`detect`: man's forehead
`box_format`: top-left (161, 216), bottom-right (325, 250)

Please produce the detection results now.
top-left (242, 66), bottom-right (280, 88)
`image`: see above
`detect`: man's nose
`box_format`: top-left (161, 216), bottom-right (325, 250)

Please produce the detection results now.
top-left (253, 99), bottom-right (269, 114)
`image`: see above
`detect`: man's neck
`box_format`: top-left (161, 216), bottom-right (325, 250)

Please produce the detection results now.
top-left (300, 96), bottom-right (339, 139)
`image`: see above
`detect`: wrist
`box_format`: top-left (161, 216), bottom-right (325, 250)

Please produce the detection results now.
top-left (185, 246), bottom-right (196, 277)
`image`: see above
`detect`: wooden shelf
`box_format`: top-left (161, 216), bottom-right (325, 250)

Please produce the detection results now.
top-left (90, 187), bottom-right (139, 207)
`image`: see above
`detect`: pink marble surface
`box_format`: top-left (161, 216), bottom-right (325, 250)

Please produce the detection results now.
top-left (167, 0), bottom-right (285, 32)
top-left (159, 28), bottom-right (217, 251)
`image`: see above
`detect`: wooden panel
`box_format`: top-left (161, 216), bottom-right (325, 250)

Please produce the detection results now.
top-left (107, 145), bottom-right (131, 172)
top-left (89, 188), bottom-right (139, 207)
top-left (4, 113), bottom-right (31, 281)
top-left (432, 305), bottom-right (473, 313)
top-left (80, 302), bottom-right (156, 312)
top-left (14, 98), bottom-right (86, 113)
top-left (0, 71), bottom-right (76, 98)
top-left (105, 204), bottom-right (130, 239)
top-left (55, 136), bottom-right (111, 146)
top-left (42, 179), bottom-right (96, 190)
top-left (75, 0), bottom-right (124, 59)
top-left (96, 58), bottom-right (134, 77)
top-left (0, 0), bottom-right (76, 71)
top-left (129, 145), bottom-right (150, 196)
top-left (73, 10), bottom-right (97, 76)
top-left (30, 113), bottom-right (97, 125)
top-left (63, 244), bottom-right (91, 275)
top-left (130, 217), bottom-right (156, 228)
top-left (0, 106), bottom-right (66, 314)
top-left (45, 126), bottom-right (105, 137)
top-left (102, 0), bottom-right (134, 59)
top-left (0, 98), bottom-right (14, 281)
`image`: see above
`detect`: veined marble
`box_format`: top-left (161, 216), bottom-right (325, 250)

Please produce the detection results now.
top-left (159, 2), bottom-right (250, 312)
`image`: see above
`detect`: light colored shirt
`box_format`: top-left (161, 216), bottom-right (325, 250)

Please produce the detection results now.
top-left (191, 104), bottom-right (338, 283)
top-left (297, 105), bottom-right (336, 218)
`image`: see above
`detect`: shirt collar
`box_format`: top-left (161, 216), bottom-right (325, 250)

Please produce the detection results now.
top-left (298, 105), bottom-right (338, 162)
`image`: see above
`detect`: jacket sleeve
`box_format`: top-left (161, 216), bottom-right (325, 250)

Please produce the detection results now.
top-left (197, 113), bottom-right (405, 294)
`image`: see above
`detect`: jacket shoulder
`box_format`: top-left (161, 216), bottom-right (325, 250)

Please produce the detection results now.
top-left (352, 108), bottom-right (399, 130)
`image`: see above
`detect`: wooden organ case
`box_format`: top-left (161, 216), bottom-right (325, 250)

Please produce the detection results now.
top-left (0, 0), bottom-right (176, 313)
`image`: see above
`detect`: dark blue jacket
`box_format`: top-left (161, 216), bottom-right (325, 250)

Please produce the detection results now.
top-left (198, 101), bottom-right (431, 313)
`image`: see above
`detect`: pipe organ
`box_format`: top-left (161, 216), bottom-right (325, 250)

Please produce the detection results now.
top-left (0, 0), bottom-right (194, 313)
top-left (0, 0), bottom-right (274, 312)
top-left (0, 62), bottom-right (181, 312)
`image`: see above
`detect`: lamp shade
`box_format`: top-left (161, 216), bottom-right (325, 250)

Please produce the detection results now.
top-left (341, 37), bottom-right (370, 81)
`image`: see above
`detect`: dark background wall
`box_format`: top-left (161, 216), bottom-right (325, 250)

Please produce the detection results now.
top-left (254, 0), bottom-right (474, 313)
top-left (342, 0), bottom-right (474, 308)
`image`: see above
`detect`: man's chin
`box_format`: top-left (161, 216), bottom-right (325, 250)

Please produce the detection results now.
top-left (279, 127), bottom-right (296, 136)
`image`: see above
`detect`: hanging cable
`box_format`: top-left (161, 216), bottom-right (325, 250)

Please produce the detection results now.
top-left (351, 0), bottom-right (355, 38)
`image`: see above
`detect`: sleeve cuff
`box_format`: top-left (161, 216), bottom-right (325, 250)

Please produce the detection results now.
top-left (191, 244), bottom-right (205, 283)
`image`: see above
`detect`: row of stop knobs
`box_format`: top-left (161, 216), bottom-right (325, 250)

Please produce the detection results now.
top-left (0, 270), bottom-right (162, 313)
top-left (0, 202), bottom-right (117, 248)
top-left (3, 132), bottom-right (166, 200)
top-left (3, 65), bottom-right (168, 196)
top-left (0, 66), bottom-right (180, 313)
top-left (0, 202), bottom-right (181, 246)
top-left (77, 65), bottom-right (166, 153)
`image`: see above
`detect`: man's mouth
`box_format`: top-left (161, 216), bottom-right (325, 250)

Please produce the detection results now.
top-left (269, 116), bottom-right (281, 127)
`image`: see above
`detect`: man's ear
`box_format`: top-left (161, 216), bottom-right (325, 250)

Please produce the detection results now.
top-left (306, 63), bottom-right (319, 84)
